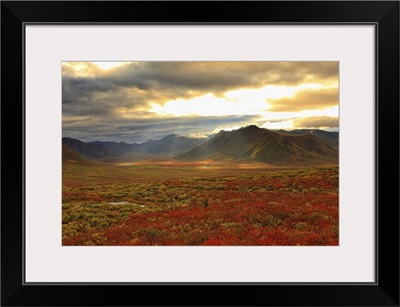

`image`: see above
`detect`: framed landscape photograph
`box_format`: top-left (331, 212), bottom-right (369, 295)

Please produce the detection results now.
top-left (61, 61), bottom-right (339, 247)
top-left (1, 1), bottom-right (399, 306)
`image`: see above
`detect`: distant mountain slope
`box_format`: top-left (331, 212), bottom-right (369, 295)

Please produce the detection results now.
top-left (179, 125), bottom-right (338, 164)
top-left (63, 137), bottom-right (107, 159)
top-left (131, 134), bottom-right (208, 156)
top-left (274, 129), bottom-right (339, 149)
top-left (62, 144), bottom-right (94, 165)
top-left (311, 130), bottom-right (339, 149)
top-left (89, 141), bottom-right (138, 157)
top-left (62, 134), bottom-right (208, 160)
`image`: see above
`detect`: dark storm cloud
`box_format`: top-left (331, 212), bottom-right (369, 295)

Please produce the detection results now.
top-left (109, 62), bottom-right (258, 93)
top-left (62, 77), bottom-right (118, 103)
top-left (110, 62), bottom-right (338, 94)
top-left (63, 62), bottom-right (339, 105)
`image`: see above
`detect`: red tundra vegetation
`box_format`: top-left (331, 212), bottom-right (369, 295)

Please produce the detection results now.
top-left (62, 163), bottom-right (338, 246)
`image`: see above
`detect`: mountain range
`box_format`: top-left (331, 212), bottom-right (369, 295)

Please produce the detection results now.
top-left (62, 134), bottom-right (208, 160)
top-left (273, 129), bottom-right (339, 149)
top-left (63, 126), bottom-right (338, 165)
top-left (179, 126), bottom-right (337, 163)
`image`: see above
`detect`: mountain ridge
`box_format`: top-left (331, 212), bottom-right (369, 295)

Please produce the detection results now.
top-left (62, 125), bottom-right (338, 165)
top-left (178, 125), bottom-right (338, 164)
top-left (273, 129), bottom-right (339, 149)
top-left (62, 134), bottom-right (208, 160)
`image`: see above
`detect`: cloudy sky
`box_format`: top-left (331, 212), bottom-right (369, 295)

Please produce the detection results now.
top-left (62, 62), bottom-right (339, 143)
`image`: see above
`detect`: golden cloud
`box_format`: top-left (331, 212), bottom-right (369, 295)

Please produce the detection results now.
top-left (293, 116), bottom-right (339, 128)
top-left (268, 87), bottom-right (338, 112)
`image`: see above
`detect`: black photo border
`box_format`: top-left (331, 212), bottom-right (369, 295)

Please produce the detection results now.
top-left (1, 1), bottom-right (399, 306)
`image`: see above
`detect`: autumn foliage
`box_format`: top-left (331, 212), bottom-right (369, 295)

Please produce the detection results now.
top-left (62, 165), bottom-right (338, 246)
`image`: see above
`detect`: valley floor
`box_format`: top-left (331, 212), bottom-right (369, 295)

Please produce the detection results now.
top-left (62, 162), bottom-right (339, 246)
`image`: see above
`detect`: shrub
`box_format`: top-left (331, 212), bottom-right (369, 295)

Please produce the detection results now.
top-left (292, 221), bottom-right (307, 230)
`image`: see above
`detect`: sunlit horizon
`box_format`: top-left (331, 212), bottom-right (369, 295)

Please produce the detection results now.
top-left (62, 61), bottom-right (339, 143)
